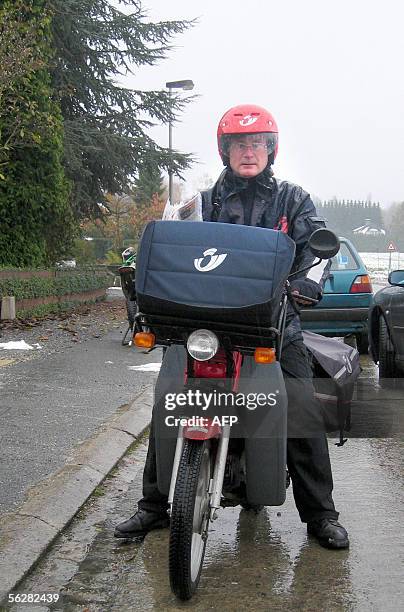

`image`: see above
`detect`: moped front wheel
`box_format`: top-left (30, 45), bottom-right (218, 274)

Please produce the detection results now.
top-left (169, 439), bottom-right (211, 600)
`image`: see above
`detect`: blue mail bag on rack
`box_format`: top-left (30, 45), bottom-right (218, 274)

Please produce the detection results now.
top-left (135, 220), bottom-right (296, 328)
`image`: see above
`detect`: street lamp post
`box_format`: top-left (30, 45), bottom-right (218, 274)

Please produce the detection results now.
top-left (166, 79), bottom-right (194, 205)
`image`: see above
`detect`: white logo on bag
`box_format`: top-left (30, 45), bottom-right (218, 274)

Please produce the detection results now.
top-left (343, 354), bottom-right (353, 374)
top-left (239, 114), bottom-right (258, 127)
top-left (194, 248), bottom-right (228, 272)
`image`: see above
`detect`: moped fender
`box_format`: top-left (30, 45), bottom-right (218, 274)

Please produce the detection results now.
top-left (154, 346), bottom-right (288, 504)
top-left (184, 419), bottom-right (222, 440)
top-left (238, 357), bottom-right (288, 506)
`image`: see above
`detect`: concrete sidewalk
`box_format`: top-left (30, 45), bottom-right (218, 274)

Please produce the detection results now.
top-left (0, 387), bottom-right (152, 604)
top-left (0, 306), bottom-right (161, 516)
top-left (0, 302), bottom-right (161, 603)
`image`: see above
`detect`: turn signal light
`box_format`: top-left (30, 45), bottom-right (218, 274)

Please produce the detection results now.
top-left (254, 347), bottom-right (276, 364)
top-left (350, 274), bottom-right (372, 293)
top-left (134, 332), bottom-right (156, 349)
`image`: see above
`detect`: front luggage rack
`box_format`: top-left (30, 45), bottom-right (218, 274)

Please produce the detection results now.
top-left (135, 312), bottom-right (280, 352)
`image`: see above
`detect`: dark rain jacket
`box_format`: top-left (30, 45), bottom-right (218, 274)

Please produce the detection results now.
top-left (200, 167), bottom-right (330, 343)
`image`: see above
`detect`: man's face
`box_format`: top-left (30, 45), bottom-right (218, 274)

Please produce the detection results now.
top-left (228, 134), bottom-right (269, 178)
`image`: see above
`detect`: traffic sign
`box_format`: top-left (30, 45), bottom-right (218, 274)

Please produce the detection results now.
top-left (387, 241), bottom-right (397, 252)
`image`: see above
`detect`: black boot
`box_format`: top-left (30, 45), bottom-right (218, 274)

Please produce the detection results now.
top-left (307, 518), bottom-right (349, 549)
top-left (114, 509), bottom-right (169, 539)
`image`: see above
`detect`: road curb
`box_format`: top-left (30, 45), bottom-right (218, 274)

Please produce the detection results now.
top-left (0, 386), bottom-right (153, 605)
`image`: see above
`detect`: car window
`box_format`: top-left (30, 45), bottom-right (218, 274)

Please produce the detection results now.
top-left (330, 242), bottom-right (359, 271)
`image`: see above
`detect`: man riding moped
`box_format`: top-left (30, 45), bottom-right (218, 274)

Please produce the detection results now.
top-left (115, 104), bottom-right (349, 550)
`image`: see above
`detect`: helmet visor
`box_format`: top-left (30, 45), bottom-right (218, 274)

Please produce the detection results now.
top-left (220, 132), bottom-right (278, 158)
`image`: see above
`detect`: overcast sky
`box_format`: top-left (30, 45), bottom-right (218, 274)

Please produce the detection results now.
top-left (123, 0), bottom-right (404, 207)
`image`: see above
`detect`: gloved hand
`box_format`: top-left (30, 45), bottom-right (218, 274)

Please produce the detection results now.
top-left (290, 278), bottom-right (321, 306)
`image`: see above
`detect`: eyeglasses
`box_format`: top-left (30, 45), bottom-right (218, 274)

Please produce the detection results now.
top-left (221, 133), bottom-right (278, 156)
top-left (230, 142), bottom-right (268, 153)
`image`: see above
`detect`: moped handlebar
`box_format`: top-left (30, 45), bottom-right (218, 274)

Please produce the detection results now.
top-left (293, 294), bottom-right (319, 304)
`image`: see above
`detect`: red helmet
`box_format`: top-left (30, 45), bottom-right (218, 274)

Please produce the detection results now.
top-left (217, 104), bottom-right (279, 165)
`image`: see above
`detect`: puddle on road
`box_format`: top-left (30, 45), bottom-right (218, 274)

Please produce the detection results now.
top-left (10, 359), bottom-right (404, 612)
top-left (109, 439), bottom-right (404, 612)
top-left (349, 356), bottom-right (404, 438)
top-left (12, 438), bottom-right (404, 612)
top-left (114, 507), bottom-right (353, 612)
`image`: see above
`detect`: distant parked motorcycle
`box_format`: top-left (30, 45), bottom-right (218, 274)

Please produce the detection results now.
top-left (119, 247), bottom-right (137, 346)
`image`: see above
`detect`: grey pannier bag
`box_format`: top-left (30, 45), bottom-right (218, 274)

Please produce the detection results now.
top-left (302, 330), bottom-right (361, 446)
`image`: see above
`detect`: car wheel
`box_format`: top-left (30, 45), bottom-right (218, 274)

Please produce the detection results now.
top-left (355, 332), bottom-right (369, 355)
top-left (378, 316), bottom-right (398, 385)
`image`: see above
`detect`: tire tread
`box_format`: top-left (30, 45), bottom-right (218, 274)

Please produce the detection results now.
top-left (378, 316), bottom-right (398, 383)
top-left (169, 440), bottom-right (208, 600)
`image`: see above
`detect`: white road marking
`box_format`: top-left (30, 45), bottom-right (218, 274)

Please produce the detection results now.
top-left (128, 363), bottom-right (161, 372)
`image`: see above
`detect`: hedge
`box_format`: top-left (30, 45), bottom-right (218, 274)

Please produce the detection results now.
top-left (0, 267), bottom-right (114, 317)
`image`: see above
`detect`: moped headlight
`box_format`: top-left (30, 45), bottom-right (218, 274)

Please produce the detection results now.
top-left (187, 329), bottom-right (219, 361)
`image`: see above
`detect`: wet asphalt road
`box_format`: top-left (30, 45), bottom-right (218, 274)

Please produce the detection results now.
top-left (6, 357), bottom-right (404, 612)
top-left (0, 303), bottom-right (163, 515)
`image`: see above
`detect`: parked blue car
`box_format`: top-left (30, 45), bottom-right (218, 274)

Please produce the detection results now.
top-left (300, 237), bottom-right (373, 353)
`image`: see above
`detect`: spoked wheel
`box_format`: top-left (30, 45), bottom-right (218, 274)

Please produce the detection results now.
top-left (169, 439), bottom-right (211, 600)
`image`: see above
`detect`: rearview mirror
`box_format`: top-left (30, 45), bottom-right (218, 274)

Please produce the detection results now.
top-left (388, 269), bottom-right (404, 286)
top-left (308, 229), bottom-right (340, 260)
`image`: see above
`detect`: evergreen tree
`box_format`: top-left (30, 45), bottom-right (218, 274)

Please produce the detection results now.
top-left (49, 0), bottom-right (194, 219)
top-left (131, 162), bottom-right (165, 207)
top-left (0, 0), bottom-right (73, 267)
top-left (0, 0), bottom-right (47, 175)
top-left (317, 199), bottom-right (387, 250)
